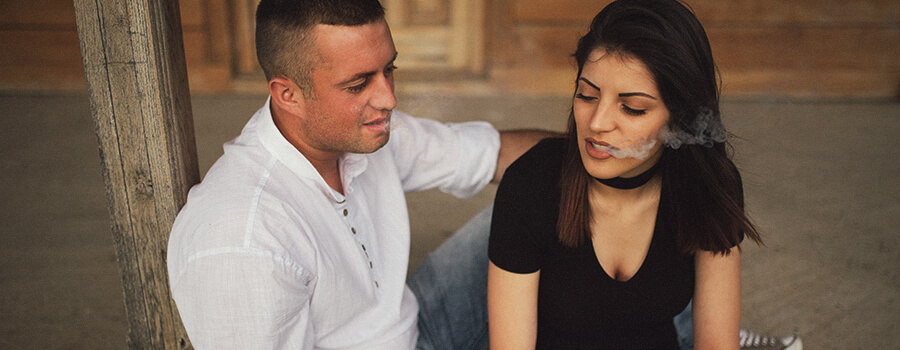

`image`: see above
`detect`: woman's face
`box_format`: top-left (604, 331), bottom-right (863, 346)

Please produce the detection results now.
top-left (574, 49), bottom-right (670, 180)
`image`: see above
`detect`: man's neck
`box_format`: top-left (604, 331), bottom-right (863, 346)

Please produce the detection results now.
top-left (312, 158), bottom-right (344, 195)
top-left (270, 102), bottom-right (345, 194)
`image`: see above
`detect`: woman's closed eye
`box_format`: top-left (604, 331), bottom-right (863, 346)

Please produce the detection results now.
top-left (575, 92), bottom-right (597, 101)
top-left (622, 104), bottom-right (647, 116)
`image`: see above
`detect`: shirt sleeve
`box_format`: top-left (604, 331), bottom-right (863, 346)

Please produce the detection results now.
top-left (387, 111), bottom-right (500, 198)
top-left (171, 250), bottom-right (315, 349)
top-left (488, 139), bottom-right (561, 274)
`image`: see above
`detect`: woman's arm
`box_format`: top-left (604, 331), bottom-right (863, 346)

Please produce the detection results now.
top-left (692, 249), bottom-right (742, 350)
top-left (487, 261), bottom-right (540, 349)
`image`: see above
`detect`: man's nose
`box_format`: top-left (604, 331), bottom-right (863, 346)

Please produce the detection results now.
top-left (371, 74), bottom-right (396, 111)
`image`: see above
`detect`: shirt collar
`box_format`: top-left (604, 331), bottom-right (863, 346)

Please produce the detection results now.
top-left (256, 97), bottom-right (368, 203)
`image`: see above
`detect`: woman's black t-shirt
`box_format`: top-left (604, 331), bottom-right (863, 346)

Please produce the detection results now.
top-left (489, 137), bottom-right (694, 349)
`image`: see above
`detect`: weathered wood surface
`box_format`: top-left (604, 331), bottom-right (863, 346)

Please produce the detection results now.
top-left (5, 0), bottom-right (899, 97)
top-left (73, 0), bottom-right (197, 348)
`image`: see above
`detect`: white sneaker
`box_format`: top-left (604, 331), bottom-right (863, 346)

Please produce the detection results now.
top-left (739, 329), bottom-right (802, 350)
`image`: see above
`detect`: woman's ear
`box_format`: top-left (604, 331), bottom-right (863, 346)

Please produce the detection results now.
top-left (268, 77), bottom-right (306, 115)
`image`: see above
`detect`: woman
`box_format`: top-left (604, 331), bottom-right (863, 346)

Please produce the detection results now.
top-left (487, 0), bottom-right (763, 348)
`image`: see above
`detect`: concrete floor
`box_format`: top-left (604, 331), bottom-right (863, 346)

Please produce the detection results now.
top-left (0, 92), bottom-right (898, 349)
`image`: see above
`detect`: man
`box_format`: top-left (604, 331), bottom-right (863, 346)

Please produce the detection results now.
top-left (167, 0), bottom-right (550, 348)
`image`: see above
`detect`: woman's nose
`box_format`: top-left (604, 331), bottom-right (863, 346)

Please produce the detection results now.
top-left (590, 102), bottom-right (616, 132)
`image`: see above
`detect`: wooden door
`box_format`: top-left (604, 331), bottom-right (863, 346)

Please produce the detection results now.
top-left (228, 0), bottom-right (486, 91)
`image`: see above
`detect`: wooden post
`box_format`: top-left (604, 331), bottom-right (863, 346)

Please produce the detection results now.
top-left (73, 0), bottom-right (198, 348)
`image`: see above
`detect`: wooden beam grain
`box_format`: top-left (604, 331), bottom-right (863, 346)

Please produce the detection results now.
top-left (73, 0), bottom-right (198, 348)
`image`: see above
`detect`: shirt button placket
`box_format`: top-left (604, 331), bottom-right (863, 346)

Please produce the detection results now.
top-left (341, 205), bottom-right (377, 282)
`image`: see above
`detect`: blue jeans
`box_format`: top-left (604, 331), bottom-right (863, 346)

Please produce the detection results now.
top-left (408, 205), bottom-right (492, 350)
top-left (674, 300), bottom-right (694, 350)
top-left (407, 205), bottom-right (695, 350)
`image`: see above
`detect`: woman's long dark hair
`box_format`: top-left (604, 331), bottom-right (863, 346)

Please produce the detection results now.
top-left (558, 0), bottom-right (762, 254)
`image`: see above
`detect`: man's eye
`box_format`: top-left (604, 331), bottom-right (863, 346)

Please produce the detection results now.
top-left (348, 80), bottom-right (368, 93)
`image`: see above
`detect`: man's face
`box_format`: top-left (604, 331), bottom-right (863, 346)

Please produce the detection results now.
top-left (297, 19), bottom-right (398, 156)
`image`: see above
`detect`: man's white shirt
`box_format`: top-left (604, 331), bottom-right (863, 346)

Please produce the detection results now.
top-left (167, 98), bottom-right (500, 349)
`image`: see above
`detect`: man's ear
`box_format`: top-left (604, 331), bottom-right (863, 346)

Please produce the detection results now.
top-left (268, 77), bottom-right (307, 116)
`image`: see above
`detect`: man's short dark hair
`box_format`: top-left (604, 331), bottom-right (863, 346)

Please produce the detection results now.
top-left (255, 0), bottom-right (386, 92)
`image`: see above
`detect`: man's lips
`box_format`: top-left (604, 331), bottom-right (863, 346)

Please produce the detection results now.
top-left (363, 111), bottom-right (392, 126)
top-left (362, 115), bottom-right (391, 133)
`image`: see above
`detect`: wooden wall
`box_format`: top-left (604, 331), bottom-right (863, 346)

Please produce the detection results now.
top-left (0, 0), bottom-right (233, 92)
top-left (2, 0), bottom-right (898, 98)
top-left (490, 0), bottom-right (900, 98)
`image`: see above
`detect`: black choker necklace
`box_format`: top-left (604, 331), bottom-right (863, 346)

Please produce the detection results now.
top-left (593, 162), bottom-right (661, 190)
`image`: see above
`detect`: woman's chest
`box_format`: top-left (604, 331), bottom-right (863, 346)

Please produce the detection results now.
top-left (537, 232), bottom-right (694, 330)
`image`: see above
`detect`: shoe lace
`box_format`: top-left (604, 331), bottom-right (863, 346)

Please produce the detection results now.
top-left (739, 329), bottom-right (781, 347)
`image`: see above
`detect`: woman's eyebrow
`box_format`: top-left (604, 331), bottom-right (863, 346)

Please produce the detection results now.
top-left (619, 92), bottom-right (657, 100)
top-left (578, 78), bottom-right (657, 100)
top-left (578, 77), bottom-right (600, 91)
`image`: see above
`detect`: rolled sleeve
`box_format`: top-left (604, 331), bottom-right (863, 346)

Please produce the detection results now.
top-left (389, 111), bottom-right (500, 198)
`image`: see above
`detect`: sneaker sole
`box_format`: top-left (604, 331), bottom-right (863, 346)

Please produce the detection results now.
top-left (783, 337), bottom-right (802, 350)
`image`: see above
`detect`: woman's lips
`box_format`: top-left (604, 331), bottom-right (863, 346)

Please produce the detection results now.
top-left (585, 139), bottom-right (614, 159)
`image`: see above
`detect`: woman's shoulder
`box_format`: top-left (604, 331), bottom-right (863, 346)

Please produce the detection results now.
top-left (524, 136), bottom-right (566, 159)
top-left (505, 136), bottom-right (567, 179)
top-left (496, 137), bottom-right (566, 206)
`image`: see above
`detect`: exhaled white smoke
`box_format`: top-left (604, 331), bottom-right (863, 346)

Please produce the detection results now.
top-left (598, 107), bottom-right (727, 160)
top-left (659, 107), bottom-right (726, 149)
top-left (594, 137), bottom-right (658, 160)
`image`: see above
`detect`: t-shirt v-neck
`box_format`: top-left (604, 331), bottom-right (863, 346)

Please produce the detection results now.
top-left (489, 138), bottom-right (694, 349)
